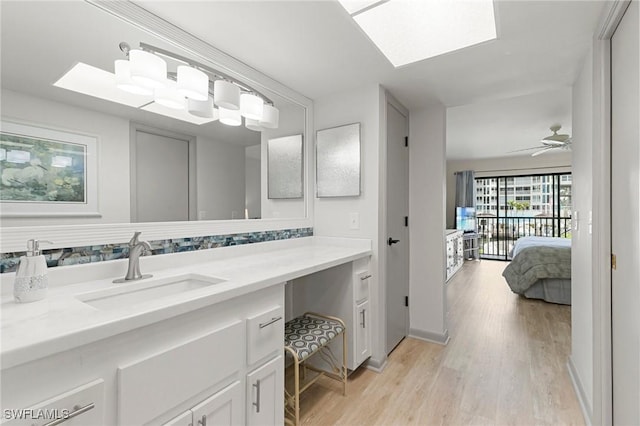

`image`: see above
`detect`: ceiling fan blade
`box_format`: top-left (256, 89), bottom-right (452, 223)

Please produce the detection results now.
top-left (531, 147), bottom-right (556, 157)
top-left (542, 140), bottom-right (566, 146)
top-left (507, 146), bottom-right (544, 153)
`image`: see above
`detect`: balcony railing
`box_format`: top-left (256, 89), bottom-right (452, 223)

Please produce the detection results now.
top-left (475, 216), bottom-right (572, 260)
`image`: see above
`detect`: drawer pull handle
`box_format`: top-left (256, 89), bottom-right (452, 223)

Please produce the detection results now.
top-left (253, 379), bottom-right (261, 413)
top-left (42, 403), bottom-right (95, 426)
top-left (360, 274), bottom-right (372, 280)
top-left (259, 316), bottom-right (282, 329)
top-left (361, 309), bottom-right (366, 328)
top-left (198, 414), bottom-right (207, 426)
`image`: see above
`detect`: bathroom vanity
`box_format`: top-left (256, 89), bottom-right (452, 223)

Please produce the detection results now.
top-left (0, 237), bottom-right (371, 425)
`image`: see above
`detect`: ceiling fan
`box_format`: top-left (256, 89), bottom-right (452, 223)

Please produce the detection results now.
top-left (511, 124), bottom-right (572, 156)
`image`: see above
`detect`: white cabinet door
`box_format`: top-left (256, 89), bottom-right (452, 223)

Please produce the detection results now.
top-left (191, 381), bottom-right (243, 426)
top-left (162, 410), bottom-right (192, 426)
top-left (246, 356), bottom-right (283, 426)
top-left (162, 381), bottom-right (243, 426)
top-left (355, 300), bottom-right (371, 364)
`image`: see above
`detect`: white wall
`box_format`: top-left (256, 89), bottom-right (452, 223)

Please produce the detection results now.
top-left (245, 145), bottom-right (261, 219)
top-left (195, 136), bottom-right (246, 220)
top-left (570, 46), bottom-right (594, 417)
top-left (409, 104), bottom-right (448, 342)
top-left (445, 153), bottom-right (572, 228)
top-left (1, 89), bottom-right (131, 226)
top-left (313, 84), bottom-right (385, 365)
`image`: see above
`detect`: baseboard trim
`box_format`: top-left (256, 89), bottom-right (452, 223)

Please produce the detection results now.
top-left (364, 357), bottom-right (387, 373)
top-left (409, 328), bottom-right (450, 345)
top-left (567, 356), bottom-right (593, 426)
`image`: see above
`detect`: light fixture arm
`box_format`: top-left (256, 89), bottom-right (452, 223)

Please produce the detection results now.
top-left (121, 41), bottom-right (274, 105)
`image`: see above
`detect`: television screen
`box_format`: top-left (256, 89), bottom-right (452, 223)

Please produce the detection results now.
top-left (456, 207), bottom-right (476, 232)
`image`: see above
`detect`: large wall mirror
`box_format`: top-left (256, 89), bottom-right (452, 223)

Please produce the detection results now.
top-left (0, 1), bottom-right (312, 252)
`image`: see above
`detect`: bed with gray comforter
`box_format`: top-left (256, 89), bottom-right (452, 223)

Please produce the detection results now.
top-left (502, 237), bottom-right (572, 305)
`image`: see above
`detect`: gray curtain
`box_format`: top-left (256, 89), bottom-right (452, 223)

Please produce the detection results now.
top-left (455, 169), bottom-right (476, 210)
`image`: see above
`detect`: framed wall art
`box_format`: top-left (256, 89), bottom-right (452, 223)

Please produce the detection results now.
top-left (267, 134), bottom-right (303, 199)
top-left (316, 122), bottom-right (361, 197)
top-left (0, 120), bottom-right (100, 217)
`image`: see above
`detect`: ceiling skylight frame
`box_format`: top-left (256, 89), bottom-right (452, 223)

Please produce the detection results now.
top-left (338, 0), bottom-right (498, 68)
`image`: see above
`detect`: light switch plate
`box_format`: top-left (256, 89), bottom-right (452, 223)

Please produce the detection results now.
top-left (349, 212), bottom-right (360, 230)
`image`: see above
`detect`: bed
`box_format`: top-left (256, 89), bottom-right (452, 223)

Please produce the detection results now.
top-left (502, 236), bottom-right (572, 305)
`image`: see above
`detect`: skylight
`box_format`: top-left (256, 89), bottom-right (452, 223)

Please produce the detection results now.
top-left (338, 0), bottom-right (497, 67)
top-left (54, 62), bottom-right (218, 125)
top-left (54, 63), bottom-right (152, 108)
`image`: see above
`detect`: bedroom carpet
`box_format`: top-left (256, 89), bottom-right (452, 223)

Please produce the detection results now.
top-left (296, 260), bottom-right (583, 425)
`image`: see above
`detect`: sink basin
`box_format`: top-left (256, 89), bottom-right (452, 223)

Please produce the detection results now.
top-left (76, 273), bottom-right (227, 310)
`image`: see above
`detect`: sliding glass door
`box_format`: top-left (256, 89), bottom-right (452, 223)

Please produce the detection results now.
top-left (475, 173), bottom-right (572, 260)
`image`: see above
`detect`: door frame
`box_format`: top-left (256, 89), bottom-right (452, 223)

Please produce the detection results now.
top-left (379, 89), bottom-right (410, 360)
top-left (130, 123), bottom-right (198, 222)
top-left (591, 1), bottom-right (631, 424)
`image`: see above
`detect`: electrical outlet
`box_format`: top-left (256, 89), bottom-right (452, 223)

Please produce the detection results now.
top-left (349, 212), bottom-right (360, 230)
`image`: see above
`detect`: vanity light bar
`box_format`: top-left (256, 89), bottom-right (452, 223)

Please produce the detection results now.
top-left (115, 42), bottom-right (278, 128)
top-left (136, 42), bottom-right (274, 106)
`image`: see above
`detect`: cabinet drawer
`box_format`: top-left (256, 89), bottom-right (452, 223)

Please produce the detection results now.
top-left (3, 379), bottom-right (104, 426)
top-left (355, 271), bottom-right (371, 303)
top-left (118, 320), bottom-right (243, 426)
top-left (246, 306), bottom-right (284, 366)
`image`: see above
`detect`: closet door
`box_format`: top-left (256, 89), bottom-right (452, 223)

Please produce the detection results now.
top-left (611, 1), bottom-right (640, 424)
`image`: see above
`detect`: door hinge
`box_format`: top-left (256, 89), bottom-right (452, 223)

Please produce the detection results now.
top-left (404, 136), bottom-right (408, 147)
top-left (404, 216), bottom-right (408, 227)
top-left (611, 253), bottom-right (617, 270)
top-left (405, 296), bottom-right (409, 307)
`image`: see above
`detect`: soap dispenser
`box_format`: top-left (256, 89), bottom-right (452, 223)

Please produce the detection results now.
top-left (14, 239), bottom-right (52, 303)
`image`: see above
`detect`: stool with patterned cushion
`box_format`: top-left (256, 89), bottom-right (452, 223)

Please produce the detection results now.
top-left (284, 312), bottom-right (347, 426)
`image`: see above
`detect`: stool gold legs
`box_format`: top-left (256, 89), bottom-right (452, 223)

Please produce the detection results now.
top-left (284, 313), bottom-right (348, 426)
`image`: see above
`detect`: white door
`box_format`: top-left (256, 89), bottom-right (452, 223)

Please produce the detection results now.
top-left (133, 130), bottom-right (190, 222)
top-left (191, 381), bottom-right (243, 426)
top-left (385, 103), bottom-right (409, 354)
top-left (246, 355), bottom-right (284, 426)
top-left (611, 1), bottom-right (640, 424)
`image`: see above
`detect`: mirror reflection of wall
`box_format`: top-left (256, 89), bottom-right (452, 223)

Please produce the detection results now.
top-left (0, 1), bottom-right (305, 227)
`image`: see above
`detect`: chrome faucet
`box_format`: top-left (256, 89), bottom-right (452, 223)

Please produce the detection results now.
top-left (113, 231), bottom-right (153, 283)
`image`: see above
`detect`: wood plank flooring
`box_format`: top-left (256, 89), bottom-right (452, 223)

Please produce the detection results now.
top-left (296, 260), bottom-right (584, 425)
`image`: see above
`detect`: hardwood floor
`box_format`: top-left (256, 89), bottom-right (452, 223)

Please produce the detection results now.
top-left (296, 260), bottom-right (584, 425)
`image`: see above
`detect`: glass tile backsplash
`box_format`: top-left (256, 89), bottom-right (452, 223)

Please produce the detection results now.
top-left (0, 227), bottom-right (313, 273)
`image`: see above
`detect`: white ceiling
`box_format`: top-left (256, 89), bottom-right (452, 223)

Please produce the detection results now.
top-left (1, 1), bottom-right (608, 158)
top-left (447, 88), bottom-right (572, 159)
top-left (135, 0), bottom-right (606, 160)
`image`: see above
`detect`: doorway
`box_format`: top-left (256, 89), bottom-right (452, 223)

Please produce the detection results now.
top-left (385, 101), bottom-right (410, 354)
top-left (131, 125), bottom-right (196, 222)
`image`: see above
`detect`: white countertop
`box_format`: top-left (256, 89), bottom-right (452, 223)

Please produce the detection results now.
top-left (0, 236), bottom-right (371, 369)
